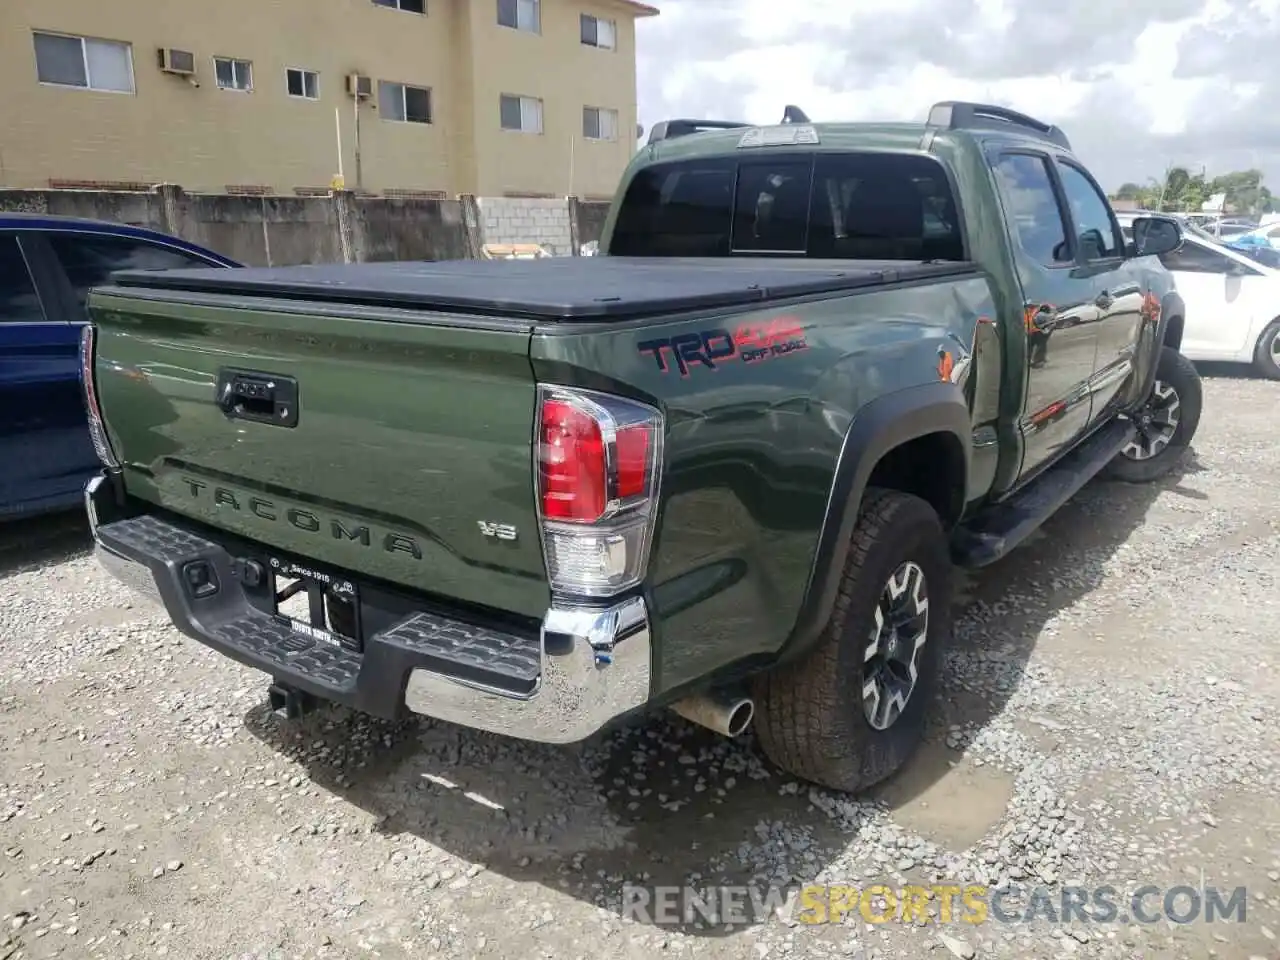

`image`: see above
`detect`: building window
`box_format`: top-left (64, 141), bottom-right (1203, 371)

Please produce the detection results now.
top-left (214, 57), bottom-right (253, 91)
top-left (32, 31), bottom-right (134, 93)
top-left (372, 0), bottom-right (427, 12)
top-left (497, 0), bottom-right (540, 33)
top-left (583, 106), bottom-right (619, 141)
top-left (286, 68), bottom-right (319, 100)
top-left (580, 14), bottom-right (616, 49)
top-left (500, 94), bottom-right (543, 134)
top-left (379, 81), bottom-right (433, 123)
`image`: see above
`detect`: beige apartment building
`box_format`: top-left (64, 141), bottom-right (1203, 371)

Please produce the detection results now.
top-left (0, 0), bottom-right (655, 199)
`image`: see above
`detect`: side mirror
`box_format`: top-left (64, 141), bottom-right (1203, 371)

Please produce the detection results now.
top-left (1130, 216), bottom-right (1182, 257)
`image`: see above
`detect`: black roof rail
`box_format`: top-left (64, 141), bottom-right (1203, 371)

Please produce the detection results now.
top-left (646, 106), bottom-right (814, 145)
top-left (926, 100), bottom-right (1071, 150)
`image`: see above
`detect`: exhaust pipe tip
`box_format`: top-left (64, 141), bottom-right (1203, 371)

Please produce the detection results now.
top-left (670, 688), bottom-right (755, 738)
top-left (723, 698), bottom-right (754, 737)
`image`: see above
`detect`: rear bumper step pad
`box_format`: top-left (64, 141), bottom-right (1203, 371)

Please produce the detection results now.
top-left (85, 474), bottom-right (652, 744)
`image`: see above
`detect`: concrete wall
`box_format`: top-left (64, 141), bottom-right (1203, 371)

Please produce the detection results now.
top-left (179, 193), bottom-right (347, 267)
top-left (0, 186), bottom-right (611, 266)
top-left (574, 199), bottom-right (612, 245)
top-left (0, 187), bottom-right (166, 226)
top-left (360, 197), bottom-right (473, 262)
top-left (478, 196), bottom-right (573, 256)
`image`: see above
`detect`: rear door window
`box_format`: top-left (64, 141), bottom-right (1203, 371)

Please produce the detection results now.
top-left (609, 151), bottom-right (965, 261)
top-left (47, 233), bottom-right (217, 314)
top-left (0, 235), bottom-right (47, 324)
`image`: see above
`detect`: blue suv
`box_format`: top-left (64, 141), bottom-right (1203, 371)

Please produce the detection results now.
top-left (1, 214), bottom-right (239, 520)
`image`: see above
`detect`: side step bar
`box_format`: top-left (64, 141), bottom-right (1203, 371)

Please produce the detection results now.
top-left (951, 418), bottom-right (1136, 568)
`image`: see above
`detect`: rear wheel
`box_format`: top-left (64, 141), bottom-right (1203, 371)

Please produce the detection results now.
top-left (752, 488), bottom-right (951, 794)
top-left (1254, 318), bottom-right (1280, 380)
top-left (1105, 345), bottom-right (1202, 483)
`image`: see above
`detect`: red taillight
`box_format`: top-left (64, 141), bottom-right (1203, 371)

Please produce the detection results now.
top-left (534, 386), bottom-right (663, 598)
top-left (614, 425), bottom-right (649, 499)
top-left (79, 324), bottom-right (120, 470)
top-left (537, 395), bottom-right (657, 523)
top-left (538, 397), bottom-right (608, 522)
top-left (80, 325), bottom-right (98, 414)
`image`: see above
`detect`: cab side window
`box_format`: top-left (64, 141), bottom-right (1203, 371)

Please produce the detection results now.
top-left (992, 154), bottom-right (1071, 267)
top-left (0, 236), bottom-right (47, 324)
top-left (1056, 162), bottom-right (1124, 261)
top-left (47, 234), bottom-right (215, 314)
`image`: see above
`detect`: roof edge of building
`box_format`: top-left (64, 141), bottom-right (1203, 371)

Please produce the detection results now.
top-left (607, 0), bottom-right (660, 17)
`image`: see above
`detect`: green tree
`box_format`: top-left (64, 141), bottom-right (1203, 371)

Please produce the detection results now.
top-left (1208, 170), bottom-right (1273, 214)
top-left (1154, 166), bottom-right (1208, 212)
top-left (1116, 167), bottom-right (1274, 215)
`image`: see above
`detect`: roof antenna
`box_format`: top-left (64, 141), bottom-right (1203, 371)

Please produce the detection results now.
top-left (781, 105), bottom-right (810, 124)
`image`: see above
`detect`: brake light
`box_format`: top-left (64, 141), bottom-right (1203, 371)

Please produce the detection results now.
top-left (535, 386), bottom-right (663, 598)
top-left (79, 325), bottom-right (120, 470)
top-left (614, 426), bottom-right (650, 500)
top-left (538, 398), bottom-right (607, 522)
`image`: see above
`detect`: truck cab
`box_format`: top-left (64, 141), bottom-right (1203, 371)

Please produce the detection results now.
top-left (600, 101), bottom-right (1190, 510)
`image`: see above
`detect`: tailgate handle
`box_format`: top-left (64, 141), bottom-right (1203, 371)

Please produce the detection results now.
top-left (216, 369), bottom-right (299, 428)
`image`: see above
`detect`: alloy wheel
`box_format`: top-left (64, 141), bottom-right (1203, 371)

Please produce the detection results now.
top-left (861, 561), bottom-right (930, 731)
top-left (1122, 380), bottom-right (1181, 461)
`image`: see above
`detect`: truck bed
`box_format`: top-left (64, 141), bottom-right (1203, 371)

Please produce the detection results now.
top-left (106, 256), bottom-right (979, 322)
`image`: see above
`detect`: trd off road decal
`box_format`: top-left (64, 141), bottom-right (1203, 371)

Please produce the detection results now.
top-left (638, 318), bottom-right (809, 377)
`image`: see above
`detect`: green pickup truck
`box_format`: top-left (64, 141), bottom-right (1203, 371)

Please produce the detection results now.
top-left (82, 101), bottom-right (1200, 794)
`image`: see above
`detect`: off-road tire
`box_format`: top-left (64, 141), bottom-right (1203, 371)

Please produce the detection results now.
top-left (751, 488), bottom-right (952, 794)
top-left (1253, 318), bottom-right (1280, 380)
top-left (1104, 345), bottom-right (1202, 484)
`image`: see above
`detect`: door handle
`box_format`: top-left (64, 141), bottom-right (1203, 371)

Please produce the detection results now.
top-left (215, 368), bottom-right (299, 427)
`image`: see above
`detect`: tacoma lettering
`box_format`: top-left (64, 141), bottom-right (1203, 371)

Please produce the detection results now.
top-left (331, 520), bottom-right (372, 546)
top-left (182, 477), bottom-right (421, 559)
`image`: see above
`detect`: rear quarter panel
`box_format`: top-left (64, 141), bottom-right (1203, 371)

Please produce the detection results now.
top-left (531, 275), bottom-right (997, 695)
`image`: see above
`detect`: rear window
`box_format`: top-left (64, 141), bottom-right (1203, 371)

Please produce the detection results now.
top-left (609, 151), bottom-right (965, 261)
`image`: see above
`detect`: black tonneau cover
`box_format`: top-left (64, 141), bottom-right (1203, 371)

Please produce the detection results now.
top-left (106, 256), bottom-right (978, 322)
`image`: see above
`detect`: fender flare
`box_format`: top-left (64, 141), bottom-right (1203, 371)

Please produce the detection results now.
top-left (1132, 290), bottom-right (1186, 405)
top-left (774, 380), bottom-right (972, 666)
top-left (1159, 290), bottom-right (1186, 349)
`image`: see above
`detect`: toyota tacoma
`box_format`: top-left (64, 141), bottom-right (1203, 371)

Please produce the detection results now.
top-left (81, 102), bottom-right (1200, 793)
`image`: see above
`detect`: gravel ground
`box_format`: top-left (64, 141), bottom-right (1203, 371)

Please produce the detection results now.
top-left (2, 368), bottom-right (1279, 960)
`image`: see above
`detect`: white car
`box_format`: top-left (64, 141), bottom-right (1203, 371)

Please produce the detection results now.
top-left (1119, 214), bottom-right (1280, 379)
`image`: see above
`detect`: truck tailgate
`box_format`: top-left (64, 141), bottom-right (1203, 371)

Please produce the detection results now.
top-left (87, 290), bottom-right (549, 619)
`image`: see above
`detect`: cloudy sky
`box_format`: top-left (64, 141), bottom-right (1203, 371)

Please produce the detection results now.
top-left (633, 0), bottom-right (1280, 193)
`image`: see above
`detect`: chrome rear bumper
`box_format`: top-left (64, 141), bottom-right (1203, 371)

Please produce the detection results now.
top-left (86, 473), bottom-right (651, 744)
